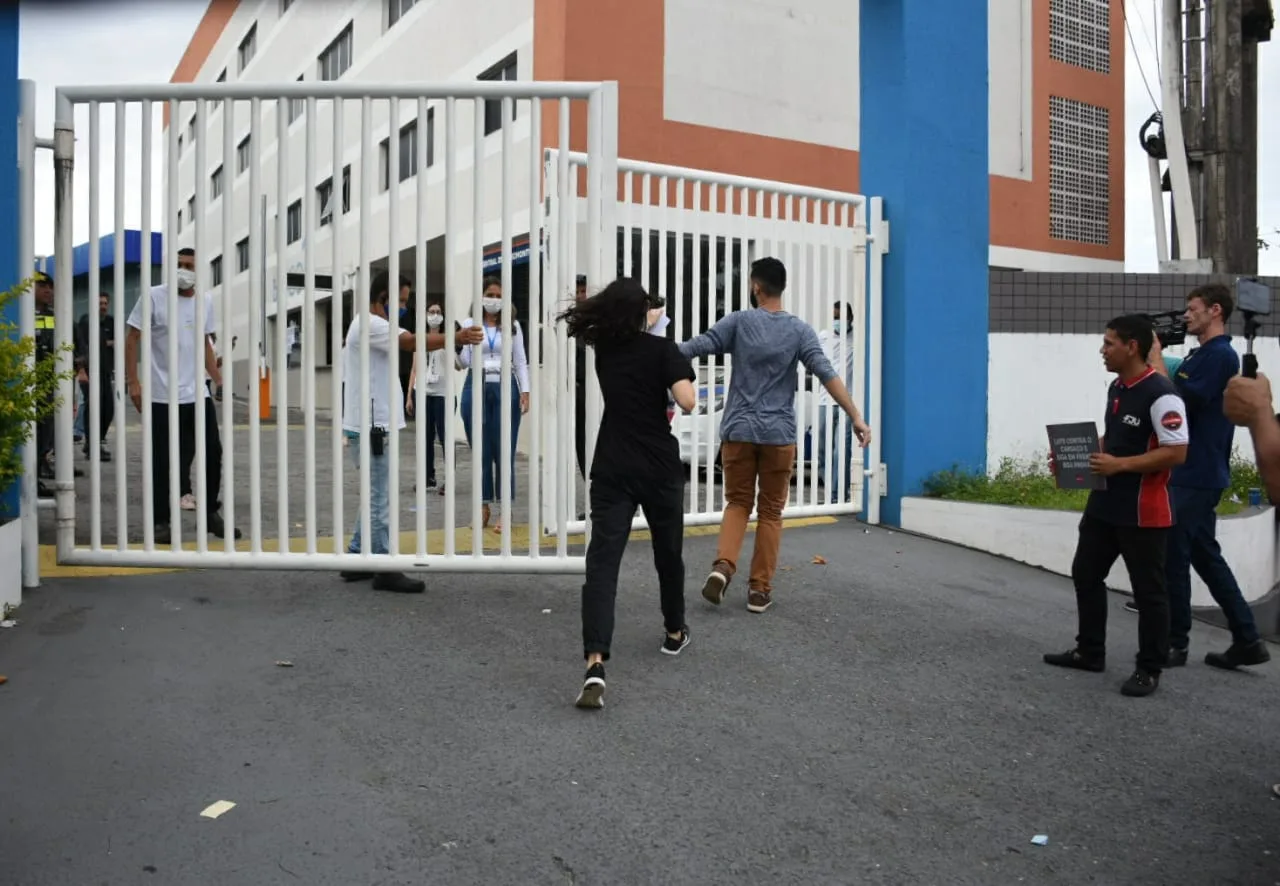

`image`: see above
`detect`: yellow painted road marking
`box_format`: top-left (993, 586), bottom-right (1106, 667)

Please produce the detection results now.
top-left (39, 516), bottom-right (838, 579)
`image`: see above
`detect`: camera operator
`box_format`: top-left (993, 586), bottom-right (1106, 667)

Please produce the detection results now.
top-left (337, 270), bottom-right (484, 593)
top-left (1140, 284), bottom-right (1270, 671)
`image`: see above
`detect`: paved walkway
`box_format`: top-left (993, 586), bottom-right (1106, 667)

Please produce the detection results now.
top-left (3, 519), bottom-right (1279, 885)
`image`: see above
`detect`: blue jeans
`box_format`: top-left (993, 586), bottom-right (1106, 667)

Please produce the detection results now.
top-left (346, 432), bottom-right (391, 555)
top-left (1167, 486), bottom-right (1260, 650)
top-left (74, 383), bottom-right (85, 439)
top-left (424, 395), bottom-right (447, 483)
top-left (460, 377), bottom-right (521, 504)
top-left (817, 405), bottom-right (855, 502)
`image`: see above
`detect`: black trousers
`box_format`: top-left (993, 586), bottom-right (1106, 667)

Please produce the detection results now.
top-left (79, 376), bottom-right (115, 449)
top-left (581, 472), bottom-right (686, 660)
top-left (1072, 513), bottom-right (1170, 674)
top-left (150, 400), bottom-right (223, 526)
top-left (575, 381), bottom-right (587, 479)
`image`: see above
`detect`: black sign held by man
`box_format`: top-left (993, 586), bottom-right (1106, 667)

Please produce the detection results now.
top-left (1047, 422), bottom-right (1107, 491)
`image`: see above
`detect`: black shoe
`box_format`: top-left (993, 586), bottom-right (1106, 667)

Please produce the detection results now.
top-left (661, 626), bottom-right (691, 656)
top-left (575, 662), bottom-right (606, 709)
top-left (1205, 640), bottom-right (1272, 670)
top-left (1167, 647), bottom-right (1188, 667)
top-left (153, 524), bottom-right (172, 545)
top-left (1124, 599), bottom-right (1139, 614)
top-left (1043, 648), bottom-right (1106, 672)
top-left (340, 571), bottom-right (374, 582)
top-left (100, 445), bottom-right (111, 463)
top-left (206, 511), bottom-right (243, 540)
top-left (372, 572), bottom-right (425, 593)
top-left (1121, 669), bottom-right (1160, 697)
top-left (426, 477), bottom-right (437, 489)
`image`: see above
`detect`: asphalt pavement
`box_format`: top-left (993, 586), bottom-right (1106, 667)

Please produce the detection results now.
top-left (3, 517), bottom-right (1280, 885)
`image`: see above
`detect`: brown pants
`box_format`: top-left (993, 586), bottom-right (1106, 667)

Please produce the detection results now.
top-left (714, 441), bottom-right (795, 593)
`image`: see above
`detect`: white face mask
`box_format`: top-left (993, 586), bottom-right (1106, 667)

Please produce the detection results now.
top-left (176, 268), bottom-right (196, 291)
top-left (482, 298), bottom-right (502, 314)
top-left (426, 312), bottom-right (443, 327)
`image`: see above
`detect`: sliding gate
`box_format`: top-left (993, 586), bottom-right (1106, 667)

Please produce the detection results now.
top-left (43, 80), bottom-right (618, 574)
top-left (539, 150), bottom-right (885, 537)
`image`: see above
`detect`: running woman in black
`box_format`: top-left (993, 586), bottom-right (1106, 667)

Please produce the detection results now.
top-left (557, 278), bottom-right (697, 709)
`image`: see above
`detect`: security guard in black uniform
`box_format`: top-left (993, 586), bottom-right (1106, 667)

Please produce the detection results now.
top-left (33, 271), bottom-right (82, 494)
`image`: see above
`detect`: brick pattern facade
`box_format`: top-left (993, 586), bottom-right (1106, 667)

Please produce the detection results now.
top-left (989, 270), bottom-right (1280, 336)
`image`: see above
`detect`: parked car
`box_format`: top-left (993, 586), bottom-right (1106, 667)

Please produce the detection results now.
top-left (669, 366), bottom-right (815, 477)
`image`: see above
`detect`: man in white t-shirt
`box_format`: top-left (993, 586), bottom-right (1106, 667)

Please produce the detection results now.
top-left (125, 247), bottom-right (238, 544)
top-left (816, 300), bottom-right (858, 504)
top-left (338, 270), bottom-right (484, 593)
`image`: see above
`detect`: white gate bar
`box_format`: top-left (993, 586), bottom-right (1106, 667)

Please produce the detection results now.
top-left (248, 96), bottom-right (264, 552)
top-left (192, 97), bottom-right (209, 551)
top-left (86, 101), bottom-right (101, 550)
top-left (17, 79), bottom-right (39, 587)
top-left (527, 96), bottom-right (543, 554)
top-left (223, 96), bottom-right (238, 553)
top-left (442, 96), bottom-right (458, 557)
top-left (139, 99), bottom-right (156, 547)
top-left (386, 95), bottom-right (401, 558)
top-left (330, 95), bottom-right (346, 556)
top-left (304, 95), bottom-right (320, 556)
top-left (114, 100), bottom-right (129, 550)
top-left (356, 95), bottom-right (374, 564)
top-left (52, 100), bottom-right (76, 562)
top-left (468, 96), bottom-right (484, 555)
top-left (866, 197), bottom-right (886, 525)
top-left (413, 95), bottom-right (429, 558)
top-left (499, 96), bottom-right (514, 556)
top-left (58, 82), bottom-right (605, 103)
top-left (275, 93), bottom-right (291, 553)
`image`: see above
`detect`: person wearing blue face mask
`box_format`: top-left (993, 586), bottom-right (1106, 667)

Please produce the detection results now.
top-left (458, 276), bottom-right (531, 532)
top-left (816, 300), bottom-right (858, 504)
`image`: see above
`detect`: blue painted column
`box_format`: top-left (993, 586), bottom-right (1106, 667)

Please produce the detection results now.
top-left (860, 0), bottom-right (990, 525)
top-left (0, 4), bottom-right (20, 521)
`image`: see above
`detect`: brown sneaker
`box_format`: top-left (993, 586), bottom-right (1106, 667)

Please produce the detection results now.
top-left (747, 590), bottom-right (772, 613)
top-left (701, 569), bottom-right (729, 605)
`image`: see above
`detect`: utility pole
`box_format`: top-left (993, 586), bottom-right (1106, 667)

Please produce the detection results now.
top-left (1172, 0), bottom-right (1272, 274)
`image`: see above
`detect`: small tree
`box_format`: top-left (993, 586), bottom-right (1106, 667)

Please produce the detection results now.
top-left (0, 278), bottom-right (75, 520)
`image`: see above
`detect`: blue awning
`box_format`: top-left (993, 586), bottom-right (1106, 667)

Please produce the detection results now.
top-left (36, 230), bottom-right (166, 279)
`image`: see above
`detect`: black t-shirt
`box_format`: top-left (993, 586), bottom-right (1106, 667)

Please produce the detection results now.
top-left (590, 333), bottom-right (695, 481)
top-left (1084, 368), bottom-right (1189, 528)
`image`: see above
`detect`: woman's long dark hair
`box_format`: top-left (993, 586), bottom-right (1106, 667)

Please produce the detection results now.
top-left (557, 277), bottom-right (654, 347)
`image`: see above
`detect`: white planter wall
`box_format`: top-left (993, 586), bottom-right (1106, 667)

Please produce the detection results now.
top-left (0, 518), bottom-right (22, 615)
top-left (900, 497), bottom-right (1280, 606)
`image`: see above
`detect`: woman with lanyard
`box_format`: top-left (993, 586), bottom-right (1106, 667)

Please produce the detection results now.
top-left (458, 276), bottom-right (531, 531)
top-left (558, 279), bottom-right (693, 709)
top-left (406, 298), bottom-right (463, 493)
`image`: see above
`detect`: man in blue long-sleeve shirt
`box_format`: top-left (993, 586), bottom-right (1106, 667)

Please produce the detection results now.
top-left (678, 257), bottom-right (870, 614)
top-left (1138, 283), bottom-right (1270, 670)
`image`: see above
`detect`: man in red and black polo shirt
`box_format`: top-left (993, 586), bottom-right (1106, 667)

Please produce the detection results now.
top-left (1044, 314), bottom-right (1189, 697)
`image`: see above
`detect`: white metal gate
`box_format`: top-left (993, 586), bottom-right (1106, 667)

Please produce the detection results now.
top-left (540, 150), bottom-right (885, 537)
top-left (43, 80), bottom-right (618, 574)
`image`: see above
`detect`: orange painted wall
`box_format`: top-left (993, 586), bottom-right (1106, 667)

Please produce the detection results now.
top-left (534, 0), bottom-right (1125, 261)
top-left (989, 0), bottom-right (1126, 262)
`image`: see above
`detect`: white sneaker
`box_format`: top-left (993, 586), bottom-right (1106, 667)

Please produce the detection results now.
top-left (180, 494), bottom-right (197, 511)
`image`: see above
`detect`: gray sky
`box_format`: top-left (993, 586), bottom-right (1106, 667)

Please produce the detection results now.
top-left (17, 0), bottom-right (1280, 274)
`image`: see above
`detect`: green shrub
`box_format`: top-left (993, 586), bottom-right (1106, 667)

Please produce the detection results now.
top-left (923, 454), bottom-right (1265, 517)
top-left (0, 278), bottom-right (75, 516)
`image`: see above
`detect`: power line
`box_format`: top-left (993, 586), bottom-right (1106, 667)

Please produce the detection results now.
top-left (1123, 0), bottom-right (1161, 110)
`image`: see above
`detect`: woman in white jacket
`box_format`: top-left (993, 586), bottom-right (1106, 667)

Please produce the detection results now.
top-left (458, 277), bottom-right (531, 530)
top-left (406, 299), bottom-right (462, 493)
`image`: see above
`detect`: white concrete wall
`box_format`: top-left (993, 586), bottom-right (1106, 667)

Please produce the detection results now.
top-left (901, 497), bottom-right (1280, 606)
top-left (988, 0), bottom-right (1034, 181)
top-left (988, 333), bottom-right (1280, 468)
top-left (662, 0), bottom-right (859, 152)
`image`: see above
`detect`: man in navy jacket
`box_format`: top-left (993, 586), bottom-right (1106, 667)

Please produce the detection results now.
top-left (1142, 283), bottom-right (1270, 670)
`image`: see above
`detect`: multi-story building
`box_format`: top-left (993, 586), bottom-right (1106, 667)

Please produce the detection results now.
top-left (169, 0), bottom-right (1124, 403)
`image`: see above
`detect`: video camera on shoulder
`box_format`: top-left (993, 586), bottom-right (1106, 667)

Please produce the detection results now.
top-left (1143, 310), bottom-right (1188, 347)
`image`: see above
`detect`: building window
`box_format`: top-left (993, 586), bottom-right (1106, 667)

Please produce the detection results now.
top-left (287, 199), bottom-right (302, 244)
top-left (425, 108), bottom-right (435, 168)
top-left (289, 75), bottom-right (305, 124)
top-left (236, 237), bottom-right (250, 273)
top-left (187, 195), bottom-right (195, 221)
top-left (478, 53), bottom-right (517, 135)
top-left (378, 119), bottom-right (420, 190)
top-left (1048, 95), bottom-right (1110, 246)
top-left (210, 255), bottom-right (223, 287)
top-left (281, 0), bottom-right (295, 13)
top-left (1049, 0), bottom-right (1110, 74)
top-left (238, 24), bottom-right (257, 74)
top-left (388, 0), bottom-right (418, 28)
top-left (237, 135), bottom-right (251, 174)
top-left (187, 116), bottom-right (197, 143)
top-left (210, 165), bottom-right (224, 201)
top-left (216, 68), bottom-right (227, 83)
top-left (317, 178), bottom-right (334, 226)
top-left (318, 24), bottom-right (353, 82)
top-left (178, 133), bottom-right (184, 153)
top-left (316, 167), bottom-right (350, 224)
